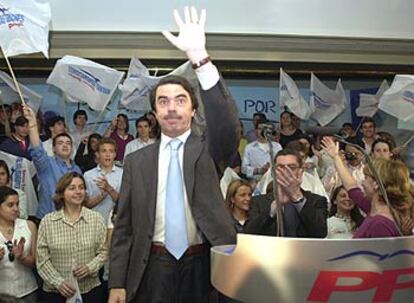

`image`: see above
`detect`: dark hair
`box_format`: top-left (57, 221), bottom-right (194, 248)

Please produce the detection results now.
top-left (376, 131), bottom-right (396, 148)
top-left (73, 109), bottom-right (88, 124)
top-left (253, 112), bottom-right (267, 120)
top-left (361, 117), bottom-right (376, 128)
top-left (280, 110), bottom-right (293, 129)
top-left (117, 113), bottom-right (130, 133)
top-left (46, 116), bottom-right (65, 138)
top-left (53, 172), bottom-right (88, 210)
top-left (0, 160), bottom-right (10, 183)
top-left (97, 137), bottom-right (117, 153)
top-left (0, 186), bottom-right (18, 205)
top-left (52, 133), bottom-right (73, 147)
top-left (149, 75), bottom-right (198, 112)
top-left (275, 148), bottom-right (304, 168)
top-left (329, 186), bottom-right (364, 227)
top-left (87, 133), bottom-right (102, 154)
top-left (342, 122), bottom-right (353, 129)
top-left (135, 115), bottom-right (150, 128)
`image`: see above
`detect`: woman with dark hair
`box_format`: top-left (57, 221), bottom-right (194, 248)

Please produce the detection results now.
top-left (75, 133), bottom-right (102, 173)
top-left (279, 111), bottom-right (303, 148)
top-left (145, 111), bottom-right (161, 140)
top-left (36, 172), bottom-right (107, 303)
top-left (224, 179), bottom-right (252, 233)
top-left (326, 186), bottom-right (364, 239)
top-left (0, 160), bottom-right (28, 219)
top-left (371, 138), bottom-right (394, 160)
top-left (0, 186), bottom-right (38, 302)
top-left (104, 114), bottom-right (134, 161)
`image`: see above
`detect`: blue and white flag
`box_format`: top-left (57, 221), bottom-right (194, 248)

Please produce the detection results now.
top-left (47, 56), bottom-right (125, 111)
top-left (379, 75), bottom-right (414, 121)
top-left (119, 58), bottom-right (205, 127)
top-left (0, 0), bottom-right (51, 58)
top-left (309, 73), bottom-right (346, 126)
top-left (356, 80), bottom-right (388, 117)
top-left (279, 68), bottom-right (312, 120)
top-left (0, 70), bottom-right (42, 112)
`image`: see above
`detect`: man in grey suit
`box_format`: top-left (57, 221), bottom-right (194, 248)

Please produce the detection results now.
top-left (108, 7), bottom-right (239, 303)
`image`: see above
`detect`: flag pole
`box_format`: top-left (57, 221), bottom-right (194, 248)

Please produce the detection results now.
top-left (0, 47), bottom-right (26, 105)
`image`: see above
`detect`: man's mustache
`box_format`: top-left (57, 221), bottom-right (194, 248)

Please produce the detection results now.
top-left (163, 113), bottom-right (182, 120)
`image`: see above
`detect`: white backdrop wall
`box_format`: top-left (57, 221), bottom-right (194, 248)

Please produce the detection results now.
top-left (49, 0), bottom-right (414, 39)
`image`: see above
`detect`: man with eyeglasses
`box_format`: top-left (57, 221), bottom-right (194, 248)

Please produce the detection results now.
top-left (245, 148), bottom-right (328, 238)
top-left (22, 106), bottom-right (81, 220)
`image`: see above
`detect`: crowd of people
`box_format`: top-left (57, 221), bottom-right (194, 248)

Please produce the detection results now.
top-left (0, 6), bottom-right (413, 303)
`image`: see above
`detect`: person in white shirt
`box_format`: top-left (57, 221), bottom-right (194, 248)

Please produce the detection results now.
top-left (124, 115), bottom-right (155, 159)
top-left (84, 138), bottom-right (123, 223)
top-left (242, 119), bottom-right (282, 179)
top-left (69, 110), bottom-right (91, 151)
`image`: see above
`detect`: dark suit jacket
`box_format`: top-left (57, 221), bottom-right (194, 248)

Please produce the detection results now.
top-left (108, 80), bottom-right (239, 301)
top-left (245, 190), bottom-right (328, 238)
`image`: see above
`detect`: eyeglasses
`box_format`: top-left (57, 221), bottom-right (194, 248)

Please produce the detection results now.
top-left (4, 241), bottom-right (14, 262)
top-left (276, 164), bottom-right (300, 171)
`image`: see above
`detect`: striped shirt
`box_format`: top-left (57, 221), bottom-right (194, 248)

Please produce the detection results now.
top-left (36, 207), bottom-right (107, 293)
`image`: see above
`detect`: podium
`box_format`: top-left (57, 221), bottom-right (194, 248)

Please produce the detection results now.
top-left (211, 234), bottom-right (414, 303)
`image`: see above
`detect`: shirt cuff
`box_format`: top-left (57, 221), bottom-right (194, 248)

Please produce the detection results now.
top-left (195, 62), bottom-right (220, 90)
top-left (292, 197), bottom-right (307, 212)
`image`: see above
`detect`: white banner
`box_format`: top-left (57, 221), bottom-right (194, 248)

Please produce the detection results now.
top-left (0, 151), bottom-right (38, 216)
top-left (279, 68), bottom-right (312, 120)
top-left (356, 80), bottom-right (389, 117)
top-left (47, 55), bottom-right (125, 111)
top-left (379, 75), bottom-right (414, 121)
top-left (119, 58), bottom-right (200, 111)
top-left (0, 0), bottom-right (51, 58)
top-left (0, 70), bottom-right (42, 112)
top-left (309, 73), bottom-right (346, 126)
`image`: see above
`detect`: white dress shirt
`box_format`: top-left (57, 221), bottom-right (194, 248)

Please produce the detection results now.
top-left (123, 137), bottom-right (155, 160)
top-left (242, 140), bottom-right (282, 178)
top-left (153, 129), bottom-right (203, 245)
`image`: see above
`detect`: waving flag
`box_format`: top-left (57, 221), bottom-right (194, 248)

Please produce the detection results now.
top-left (279, 68), bottom-right (312, 120)
top-left (0, 0), bottom-right (51, 58)
top-left (119, 58), bottom-right (206, 126)
top-left (378, 75), bottom-right (414, 121)
top-left (356, 80), bottom-right (388, 117)
top-left (47, 56), bottom-right (125, 111)
top-left (309, 73), bottom-right (346, 126)
top-left (0, 70), bottom-right (42, 112)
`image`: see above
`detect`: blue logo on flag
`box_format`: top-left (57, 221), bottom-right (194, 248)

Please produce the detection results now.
top-left (0, 6), bottom-right (25, 29)
top-left (311, 91), bottom-right (331, 109)
top-left (402, 90), bottom-right (414, 104)
top-left (68, 66), bottom-right (111, 95)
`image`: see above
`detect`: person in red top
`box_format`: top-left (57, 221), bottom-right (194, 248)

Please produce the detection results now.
top-left (104, 114), bottom-right (133, 162)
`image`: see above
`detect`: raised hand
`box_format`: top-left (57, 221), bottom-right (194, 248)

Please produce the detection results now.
top-left (321, 136), bottom-right (340, 159)
top-left (162, 6), bottom-right (208, 63)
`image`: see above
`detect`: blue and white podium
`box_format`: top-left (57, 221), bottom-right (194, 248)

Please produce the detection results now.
top-left (211, 234), bottom-right (414, 303)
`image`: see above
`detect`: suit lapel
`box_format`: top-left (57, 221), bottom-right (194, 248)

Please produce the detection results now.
top-left (183, 133), bottom-right (203, 206)
top-left (143, 141), bottom-right (160, 219)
